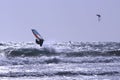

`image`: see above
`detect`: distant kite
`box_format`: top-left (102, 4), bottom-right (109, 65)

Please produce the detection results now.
top-left (96, 14), bottom-right (101, 22)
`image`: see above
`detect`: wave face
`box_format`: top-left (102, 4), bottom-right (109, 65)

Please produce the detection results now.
top-left (0, 42), bottom-right (120, 79)
top-left (1, 42), bottom-right (120, 57)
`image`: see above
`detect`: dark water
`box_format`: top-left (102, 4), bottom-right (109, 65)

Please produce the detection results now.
top-left (0, 42), bottom-right (120, 80)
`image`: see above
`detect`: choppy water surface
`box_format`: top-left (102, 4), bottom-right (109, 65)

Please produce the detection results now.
top-left (0, 42), bottom-right (120, 80)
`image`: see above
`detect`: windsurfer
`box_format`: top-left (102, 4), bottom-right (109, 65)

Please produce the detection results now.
top-left (35, 39), bottom-right (44, 46)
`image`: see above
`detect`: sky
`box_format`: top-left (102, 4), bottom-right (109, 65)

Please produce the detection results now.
top-left (0, 0), bottom-right (120, 42)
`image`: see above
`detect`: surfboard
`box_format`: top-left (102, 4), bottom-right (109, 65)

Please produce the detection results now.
top-left (31, 29), bottom-right (44, 46)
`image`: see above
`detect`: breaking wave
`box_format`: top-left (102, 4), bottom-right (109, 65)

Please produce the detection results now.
top-left (0, 41), bottom-right (120, 57)
top-left (0, 42), bottom-right (120, 66)
top-left (0, 70), bottom-right (119, 77)
top-left (0, 42), bottom-right (120, 79)
top-left (3, 48), bottom-right (120, 57)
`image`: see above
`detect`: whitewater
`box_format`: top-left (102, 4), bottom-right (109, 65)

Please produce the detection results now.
top-left (0, 41), bottom-right (120, 80)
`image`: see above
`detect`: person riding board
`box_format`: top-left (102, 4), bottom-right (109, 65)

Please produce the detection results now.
top-left (31, 29), bottom-right (44, 47)
top-left (96, 14), bottom-right (101, 22)
top-left (35, 38), bottom-right (44, 46)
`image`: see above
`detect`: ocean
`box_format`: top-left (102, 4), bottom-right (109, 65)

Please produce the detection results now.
top-left (0, 41), bottom-right (120, 80)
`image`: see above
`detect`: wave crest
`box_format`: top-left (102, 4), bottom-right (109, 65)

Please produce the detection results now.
top-left (4, 48), bottom-right (120, 57)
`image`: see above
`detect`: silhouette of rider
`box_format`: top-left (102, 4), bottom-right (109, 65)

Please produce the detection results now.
top-left (35, 39), bottom-right (44, 46)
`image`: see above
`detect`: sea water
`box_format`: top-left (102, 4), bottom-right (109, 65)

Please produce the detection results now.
top-left (0, 41), bottom-right (120, 80)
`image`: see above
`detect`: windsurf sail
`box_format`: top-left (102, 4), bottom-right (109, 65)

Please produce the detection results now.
top-left (96, 14), bottom-right (101, 22)
top-left (31, 29), bottom-right (44, 46)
